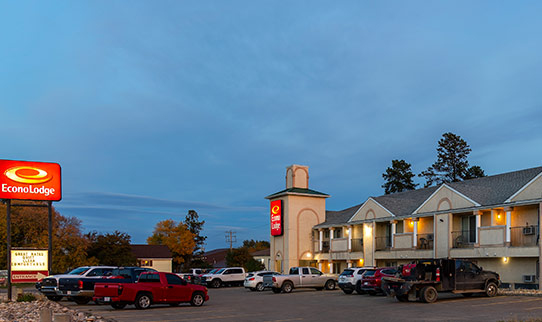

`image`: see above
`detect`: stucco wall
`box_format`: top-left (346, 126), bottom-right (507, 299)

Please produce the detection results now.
top-left (140, 258), bottom-right (172, 273)
top-left (512, 175), bottom-right (542, 202)
top-left (351, 199), bottom-right (393, 221)
top-left (477, 257), bottom-right (538, 284)
top-left (416, 186), bottom-right (476, 214)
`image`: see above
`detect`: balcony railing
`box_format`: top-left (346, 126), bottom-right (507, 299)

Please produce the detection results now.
top-left (351, 238), bottom-right (363, 252)
top-left (375, 236), bottom-right (391, 251)
top-left (452, 230), bottom-right (475, 248)
top-left (416, 233), bottom-right (434, 250)
top-left (510, 226), bottom-right (539, 247)
top-left (321, 240), bottom-right (330, 252)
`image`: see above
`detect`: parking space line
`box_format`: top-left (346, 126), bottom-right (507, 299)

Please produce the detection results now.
top-left (143, 313), bottom-right (266, 321)
top-left (525, 306), bottom-right (542, 311)
top-left (471, 298), bottom-right (542, 307)
top-left (264, 318), bottom-right (304, 322)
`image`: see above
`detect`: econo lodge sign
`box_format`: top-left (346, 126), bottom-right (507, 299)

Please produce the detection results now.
top-left (0, 160), bottom-right (61, 201)
top-left (270, 200), bottom-right (283, 236)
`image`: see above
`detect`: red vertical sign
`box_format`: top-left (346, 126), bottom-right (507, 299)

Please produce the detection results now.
top-left (270, 200), bottom-right (283, 236)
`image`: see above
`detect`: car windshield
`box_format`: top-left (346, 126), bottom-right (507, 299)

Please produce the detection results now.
top-left (207, 269), bottom-right (218, 274)
top-left (340, 269), bottom-right (355, 276)
top-left (247, 273), bottom-right (255, 277)
top-left (68, 267), bottom-right (90, 275)
top-left (363, 270), bottom-right (376, 276)
top-left (216, 268), bottom-right (225, 274)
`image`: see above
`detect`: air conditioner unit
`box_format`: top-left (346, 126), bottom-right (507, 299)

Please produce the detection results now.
top-left (523, 275), bottom-right (536, 283)
top-left (523, 227), bottom-right (535, 235)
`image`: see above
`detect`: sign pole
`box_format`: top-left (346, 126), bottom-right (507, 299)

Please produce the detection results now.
top-left (6, 199), bottom-right (12, 302)
top-left (48, 201), bottom-right (52, 274)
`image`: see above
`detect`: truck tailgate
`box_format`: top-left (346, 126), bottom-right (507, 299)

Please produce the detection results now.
top-left (94, 283), bottom-right (121, 297)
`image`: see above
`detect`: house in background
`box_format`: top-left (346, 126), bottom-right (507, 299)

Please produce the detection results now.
top-left (131, 244), bottom-right (172, 273)
top-left (251, 248), bottom-right (270, 270)
top-left (202, 248), bottom-right (229, 268)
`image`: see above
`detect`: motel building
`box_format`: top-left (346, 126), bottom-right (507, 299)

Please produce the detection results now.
top-left (266, 164), bottom-right (542, 290)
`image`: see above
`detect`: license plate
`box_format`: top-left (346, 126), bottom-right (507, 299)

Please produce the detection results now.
top-left (104, 297), bottom-right (110, 302)
top-left (66, 291), bottom-right (72, 295)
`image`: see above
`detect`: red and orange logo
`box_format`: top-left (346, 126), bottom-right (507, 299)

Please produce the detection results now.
top-left (5, 166), bottom-right (53, 184)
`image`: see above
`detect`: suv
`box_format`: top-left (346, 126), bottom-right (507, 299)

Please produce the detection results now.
top-left (244, 271), bottom-right (280, 292)
top-left (338, 267), bottom-right (376, 294)
top-left (360, 267), bottom-right (397, 295)
top-left (203, 267), bottom-right (246, 288)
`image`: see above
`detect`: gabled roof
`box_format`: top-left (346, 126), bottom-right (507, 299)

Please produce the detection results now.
top-left (314, 203), bottom-right (362, 228)
top-left (265, 187), bottom-right (330, 199)
top-left (314, 166), bottom-right (542, 227)
top-left (448, 166), bottom-right (542, 206)
top-left (250, 248), bottom-right (270, 256)
top-left (131, 244), bottom-right (172, 259)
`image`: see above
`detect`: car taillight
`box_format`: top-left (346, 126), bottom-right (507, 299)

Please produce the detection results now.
top-left (249, 277), bottom-right (255, 281)
top-left (118, 284), bottom-right (123, 295)
top-left (272, 277), bottom-right (276, 282)
top-left (436, 268), bottom-right (440, 282)
top-left (78, 280), bottom-right (83, 290)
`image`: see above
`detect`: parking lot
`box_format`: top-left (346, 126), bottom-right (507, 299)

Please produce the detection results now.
top-left (62, 287), bottom-right (542, 322)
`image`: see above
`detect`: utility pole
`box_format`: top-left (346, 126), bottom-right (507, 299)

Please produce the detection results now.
top-left (225, 230), bottom-right (237, 250)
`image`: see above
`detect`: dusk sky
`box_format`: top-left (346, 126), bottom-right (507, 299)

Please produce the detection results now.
top-left (1, 1), bottom-right (541, 251)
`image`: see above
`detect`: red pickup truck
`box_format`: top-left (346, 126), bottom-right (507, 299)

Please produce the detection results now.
top-left (93, 272), bottom-right (209, 309)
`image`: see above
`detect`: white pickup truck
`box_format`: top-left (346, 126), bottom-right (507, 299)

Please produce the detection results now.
top-left (202, 267), bottom-right (246, 288)
top-left (263, 267), bottom-right (337, 293)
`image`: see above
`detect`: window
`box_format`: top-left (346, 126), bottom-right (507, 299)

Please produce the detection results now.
top-left (232, 269), bottom-right (243, 274)
top-left (87, 268), bottom-right (113, 277)
top-left (310, 268), bottom-right (322, 275)
top-left (166, 274), bottom-right (185, 285)
top-left (357, 269), bottom-right (366, 275)
top-left (333, 228), bottom-right (342, 238)
top-left (289, 267), bottom-right (299, 275)
top-left (139, 273), bottom-right (161, 283)
top-left (302, 268), bottom-right (310, 275)
top-left (340, 269), bottom-right (355, 276)
top-left (324, 230), bottom-right (330, 239)
top-left (139, 260), bottom-right (153, 267)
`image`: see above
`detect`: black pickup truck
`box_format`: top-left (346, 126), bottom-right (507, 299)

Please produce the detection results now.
top-left (58, 267), bottom-right (156, 304)
top-left (382, 259), bottom-right (500, 303)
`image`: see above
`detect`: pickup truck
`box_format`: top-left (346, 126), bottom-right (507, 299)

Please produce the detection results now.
top-left (177, 268), bottom-right (205, 285)
top-left (58, 267), bottom-right (156, 304)
top-left (93, 271), bottom-right (209, 309)
top-left (382, 259), bottom-right (500, 303)
top-left (202, 267), bottom-right (246, 288)
top-left (263, 267), bottom-right (337, 293)
top-left (37, 266), bottom-right (116, 302)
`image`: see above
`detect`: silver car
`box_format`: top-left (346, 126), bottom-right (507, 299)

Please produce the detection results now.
top-left (244, 271), bottom-right (280, 291)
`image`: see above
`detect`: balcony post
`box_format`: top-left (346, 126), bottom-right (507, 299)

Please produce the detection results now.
top-left (412, 219), bottom-right (418, 248)
top-left (504, 207), bottom-right (513, 246)
top-left (390, 220), bottom-right (397, 248)
top-left (475, 210), bottom-right (482, 245)
top-left (347, 226), bottom-right (352, 251)
top-left (319, 229), bottom-right (323, 252)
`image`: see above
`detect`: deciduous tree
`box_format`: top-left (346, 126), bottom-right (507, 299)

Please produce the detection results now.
top-left (85, 231), bottom-right (136, 266)
top-left (147, 219), bottom-right (195, 271)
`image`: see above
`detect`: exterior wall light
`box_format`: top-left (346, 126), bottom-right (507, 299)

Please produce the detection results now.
top-left (364, 224), bottom-right (372, 236)
top-left (306, 252), bottom-right (312, 258)
top-left (503, 257), bottom-right (509, 263)
top-left (359, 259), bottom-right (364, 266)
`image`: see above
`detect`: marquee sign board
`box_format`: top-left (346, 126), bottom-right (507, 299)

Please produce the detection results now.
top-left (270, 200), bottom-right (283, 236)
top-left (10, 250), bottom-right (49, 283)
top-left (0, 159), bottom-right (61, 201)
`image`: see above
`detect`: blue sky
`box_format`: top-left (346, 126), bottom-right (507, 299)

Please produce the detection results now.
top-left (1, 1), bottom-right (541, 251)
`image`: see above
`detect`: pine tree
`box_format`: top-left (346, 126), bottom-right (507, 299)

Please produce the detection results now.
top-left (382, 159), bottom-right (418, 194)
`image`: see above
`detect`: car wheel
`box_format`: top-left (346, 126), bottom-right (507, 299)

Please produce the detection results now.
top-left (420, 286), bottom-right (438, 303)
top-left (211, 279), bottom-right (222, 288)
top-left (342, 289), bottom-right (353, 294)
top-left (111, 303), bottom-right (127, 309)
top-left (485, 282), bottom-right (498, 297)
top-left (355, 282), bottom-right (365, 295)
top-left (272, 287), bottom-right (281, 293)
top-left (256, 283), bottom-right (265, 292)
top-left (191, 292), bottom-right (205, 306)
top-left (46, 295), bottom-right (63, 301)
top-left (281, 281), bottom-right (293, 293)
top-left (325, 280), bottom-right (336, 290)
top-left (73, 297), bottom-right (91, 305)
top-left (135, 293), bottom-right (152, 309)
